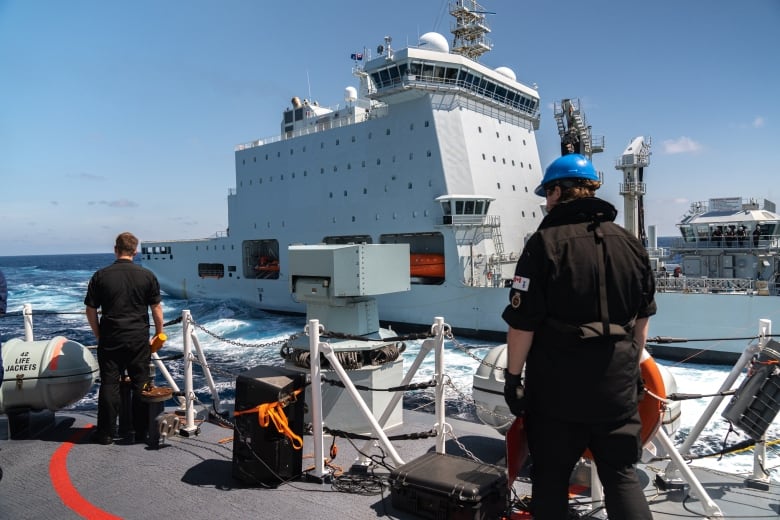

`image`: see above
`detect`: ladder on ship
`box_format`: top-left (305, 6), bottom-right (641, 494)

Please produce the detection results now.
top-left (484, 215), bottom-right (504, 284)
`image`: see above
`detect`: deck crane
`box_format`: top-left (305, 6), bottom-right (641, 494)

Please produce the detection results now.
top-left (554, 99), bottom-right (651, 245)
top-left (615, 136), bottom-right (652, 245)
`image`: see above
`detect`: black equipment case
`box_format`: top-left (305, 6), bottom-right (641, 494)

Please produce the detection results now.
top-left (389, 452), bottom-right (507, 520)
top-left (232, 365), bottom-right (306, 487)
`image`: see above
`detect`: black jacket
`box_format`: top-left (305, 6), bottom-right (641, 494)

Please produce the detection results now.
top-left (502, 197), bottom-right (656, 422)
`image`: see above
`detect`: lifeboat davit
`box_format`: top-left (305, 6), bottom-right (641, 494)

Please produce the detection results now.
top-left (410, 254), bottom-right (444, 278)
top-left (1, 336), bottom-right (99, 414)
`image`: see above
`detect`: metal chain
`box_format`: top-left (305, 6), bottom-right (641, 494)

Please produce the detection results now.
top-left (188, 316), bottom-right (302, 350)
top-left (443, 375), bottom-right (513, 425)
top-left (444, 329), bottom-right (506, 372)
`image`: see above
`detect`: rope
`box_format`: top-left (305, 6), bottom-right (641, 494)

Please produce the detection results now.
top-left (233, 388), bottom-right (304, 450)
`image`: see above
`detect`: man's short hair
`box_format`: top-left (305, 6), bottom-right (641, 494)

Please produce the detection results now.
top-left (115, 232), bottom-right (139, 256)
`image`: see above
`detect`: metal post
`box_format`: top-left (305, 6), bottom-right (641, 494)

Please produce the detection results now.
top-left (432, 317), bottom-right (447, 454)
top-left (308, 319), bottom-right (326, 479)
top-left (190, 333), bottom-right (223, 414)
top-left (180, 310), bottom-right (198, 435)
top-left (355, 333), bottom-right (436, 465)
top-left (320, 341), bottom-right (404, 466)
top-left (23, 303), bottom-right (33, 342)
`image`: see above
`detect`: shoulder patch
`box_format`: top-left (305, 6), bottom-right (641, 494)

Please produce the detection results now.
top-left (512, 276), bottom-right (531, 291)
top-left (511, 293), bottom-right (522, 308)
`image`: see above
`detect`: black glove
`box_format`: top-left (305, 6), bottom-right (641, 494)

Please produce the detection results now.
top-left (503, 371), bottom-right (526, 416)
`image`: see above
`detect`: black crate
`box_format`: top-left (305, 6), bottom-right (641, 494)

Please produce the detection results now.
top-left (232, 365), bottom-right (306, 487)
top-left (389, 452), bottom-right (507, 520)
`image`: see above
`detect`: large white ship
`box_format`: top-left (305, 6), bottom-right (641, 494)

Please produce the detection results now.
top-left (140, 0), bottom-right (780, 363)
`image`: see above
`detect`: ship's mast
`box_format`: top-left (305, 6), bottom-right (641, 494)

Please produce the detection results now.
top-left (449, 0), bottom-right (493, 60)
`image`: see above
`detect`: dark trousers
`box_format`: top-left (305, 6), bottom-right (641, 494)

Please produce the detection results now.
top-left (525, 411), bottom-right (652, 520)
top-left (96, 346), bottom-right (150, 437)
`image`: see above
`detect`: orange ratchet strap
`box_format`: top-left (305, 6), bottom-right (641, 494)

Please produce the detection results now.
top-left (234, 388), bottom-right (304, 450)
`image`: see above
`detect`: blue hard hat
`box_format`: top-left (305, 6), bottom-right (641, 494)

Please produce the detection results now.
top-left (534, 154), bottom-right (599, 196)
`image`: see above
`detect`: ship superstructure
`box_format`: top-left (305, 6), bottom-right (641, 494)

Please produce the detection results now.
top-left (142, 1), bottom-right (545, 337)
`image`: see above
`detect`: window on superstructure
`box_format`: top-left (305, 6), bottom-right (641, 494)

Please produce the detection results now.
top-left (363, 188), bottom-right (368, 194)
top-left (347, 163), bottom-right (352, 170)
top-left (409, 153), bottom-right (414, 160)
top-left (422, 63), bottom-right (434, 78)
top-left (336, 139), bottom-right (340, 145)
top-left (425, 121), bottom-right (429, 127)
top-left (497, 183), bottom-right (501, 189)
top-left (386, 128), bottom-right (391, 135)
top-left (496, 132), bottom-right (500, 138)
top-left (321, 168), bottom-right (325, 174)
top-left (277, 151), bottom-right (280, 157)
top-left (333, 166), bottom-right (338, 172)
top-left (427, 150), bottom-right (432, 157)
top-left (344, 190), bottom-right (348, 197)
top-left (329, 192), bottom-right (333, 198)
top-left (290, 149), bottom-right (293, 155)
top-left (508, 135), bottom-right (512, 142)
top-left (502, 158), bottom-right (506, 164)
top-left (265, 154), bottom-right (269, 160)
top-left (478, 126), bottom-right (482, 133)
top-left (482, 154), bottom-right (486, 160)
top-left (493, 156), bottom-right (496, 162)
top-left (379, 68), bottom-right (390, 86)
top-left (410, 123), bottom-right (414, 131)
top-left (351, 136), bottom-right (356, 142)
top-left (362, 160), bottom-right (366, 167)
top-left (410, 62), bottom-right (422, 76)
top-left (368, 132), bottom-right (372, 139)
top-left (242, 159), bottom-right (245, 165)
top-left (408, 183), bottom-right (413, 189)
top-left (321, 142), bottom-right (324, 149)
top-left (377, 158), bottom-right (381, 165)
top-left (512, 160), bottom-right (515, 166)
top-left (389, 65), bottom-right (400, 83)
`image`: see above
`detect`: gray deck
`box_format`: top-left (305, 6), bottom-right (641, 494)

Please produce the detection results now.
top-left (1, 407), bottom-right (779, 519)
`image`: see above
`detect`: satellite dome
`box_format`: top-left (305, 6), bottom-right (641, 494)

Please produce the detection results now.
top-left (495, 67), bottom-right (517, 81)
top-left (344, 86), bottom-right (357, 103)
top-left (418, 32), bottom-right (449, 53)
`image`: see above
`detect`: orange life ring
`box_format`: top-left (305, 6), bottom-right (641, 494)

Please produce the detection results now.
top-left (584, 348), bottom-right (664, 459)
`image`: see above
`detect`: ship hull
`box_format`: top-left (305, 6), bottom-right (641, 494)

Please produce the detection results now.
top-left (146, 244), bottom-right (777, 363)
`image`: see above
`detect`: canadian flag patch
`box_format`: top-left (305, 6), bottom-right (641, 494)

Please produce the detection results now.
top-left (512, 276), bottom-right (530, 291)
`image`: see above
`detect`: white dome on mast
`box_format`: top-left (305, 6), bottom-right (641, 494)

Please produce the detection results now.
top-left (418, 32), bottom-right (449, 53)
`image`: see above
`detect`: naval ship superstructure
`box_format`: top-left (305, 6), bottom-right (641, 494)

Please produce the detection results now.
top-left (142, 1), bottom-right (543, 338)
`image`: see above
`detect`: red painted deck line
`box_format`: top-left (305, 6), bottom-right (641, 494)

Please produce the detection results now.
top-left (48, 425), bottom-right (122, 520)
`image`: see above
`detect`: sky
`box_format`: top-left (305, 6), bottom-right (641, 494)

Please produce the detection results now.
top-left (1, 0), bottom-right (778, 256)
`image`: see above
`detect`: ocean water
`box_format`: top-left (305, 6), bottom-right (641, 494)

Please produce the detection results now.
top-left (1, 253), bottom-right (778, 480)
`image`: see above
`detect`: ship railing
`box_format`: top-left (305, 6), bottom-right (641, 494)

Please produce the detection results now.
top-left (668, 234), bottom-right (780, 251)
top-left (305, 317), bottom-right (450, 478)
top-left (655, 275), bottom-right (761, 294)
top-left (234, 106), bottom-right (389, 151)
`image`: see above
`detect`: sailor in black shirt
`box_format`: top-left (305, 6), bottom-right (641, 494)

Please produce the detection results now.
top-left (501, 154), bottom-right (656, 520)
top-left (85, 232), bottom-right (163, 445)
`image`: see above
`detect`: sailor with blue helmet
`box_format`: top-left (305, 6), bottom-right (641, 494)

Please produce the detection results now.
top-left (502, 154), bottom-right (656, 519)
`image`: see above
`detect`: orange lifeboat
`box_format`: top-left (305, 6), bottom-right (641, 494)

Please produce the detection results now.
top-left (255, 256), bottom-right (280, 272)
top-left (410, 254), bottom-right (444, 278)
